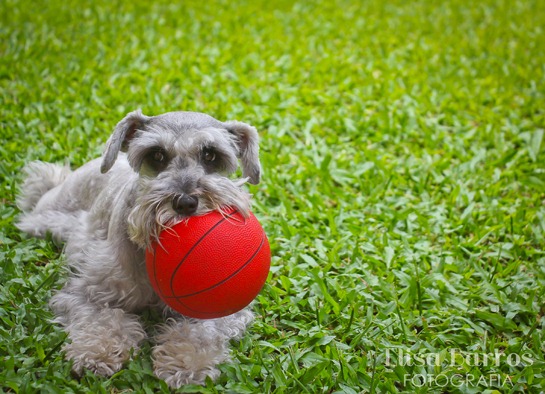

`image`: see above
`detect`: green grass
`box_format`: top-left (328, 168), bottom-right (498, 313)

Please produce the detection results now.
top-left (1, 0), bottom-right (545, 392)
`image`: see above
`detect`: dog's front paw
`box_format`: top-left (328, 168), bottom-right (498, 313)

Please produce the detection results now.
top-left (58, 307), bottom-right (146, 378)
top-left (154, 364), bottom-right (221, 388)
top-left (152, 321), bottom-right (230, 388)
top-left (65, 342), bottom-right (129, 377)
top-left (153, 340), bottom-right (225, 387)
top-left (70, 355), bottom-right (124, 377)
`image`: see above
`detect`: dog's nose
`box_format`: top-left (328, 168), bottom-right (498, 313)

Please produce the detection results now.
top-left (172, 194), bottom-right (198, 216)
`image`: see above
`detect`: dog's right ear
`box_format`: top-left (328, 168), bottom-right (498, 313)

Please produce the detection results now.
top-left (101, 110), bottom-right (150, 174)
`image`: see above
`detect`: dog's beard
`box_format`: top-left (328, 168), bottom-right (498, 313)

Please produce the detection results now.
top-left (127, 176), bottom-right (251, 249)
top-left (198, 175), bottom-right (251, 217)
top-left (127, 187), bottom-right (178, 249)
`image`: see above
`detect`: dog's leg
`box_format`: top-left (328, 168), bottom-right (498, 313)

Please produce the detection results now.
top-left (152, 309), bottom-right (254, 387)
top-left (50, 226), bottom-right (152, 377)
top-left (50, 290), bottom-right (146, 377)
top-left (17, 209), bottom-right (85, 243)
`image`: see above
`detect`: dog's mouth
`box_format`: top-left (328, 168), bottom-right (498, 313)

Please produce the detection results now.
top-left (127, 177), bottom-right (251, 248)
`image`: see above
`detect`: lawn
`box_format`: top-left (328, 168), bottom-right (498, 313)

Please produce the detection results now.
top-left (1, 0), bottom-right (544, 392)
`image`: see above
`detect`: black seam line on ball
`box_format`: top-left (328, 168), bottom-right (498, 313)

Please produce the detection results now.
top-left (168, 209), bottom-right (240, 298)
top-left (167, 232), bottom-right (265, 300)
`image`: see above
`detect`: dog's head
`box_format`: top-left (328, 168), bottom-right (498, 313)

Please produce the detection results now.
top-left (101, 110), bottom-right (261, 247)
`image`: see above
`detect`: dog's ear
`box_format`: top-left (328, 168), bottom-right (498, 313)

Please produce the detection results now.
top-left (101, 110), bottom-right (150, 174)
top-left (224, 121), bottom-right (261, 184)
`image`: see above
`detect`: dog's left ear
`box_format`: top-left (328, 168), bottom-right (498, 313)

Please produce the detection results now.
top-left (223, 121), bottom-right (261, 184)
top-left (101, 110), bottom-right (150, 174)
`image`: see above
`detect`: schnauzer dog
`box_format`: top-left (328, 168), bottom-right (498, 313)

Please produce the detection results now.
top-left (16, 110), bottom-right (262, 387)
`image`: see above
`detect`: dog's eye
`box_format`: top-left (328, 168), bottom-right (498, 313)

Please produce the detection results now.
top-left (145, 148), bottom-right (169, 172)
top-left (202, 149), bottom-right (216, 162)
top-left (152, 150), bottom-right (165, 163)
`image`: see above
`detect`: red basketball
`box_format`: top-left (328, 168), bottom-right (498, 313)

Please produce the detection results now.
top-left (145, 208), bottom-right (270, 319)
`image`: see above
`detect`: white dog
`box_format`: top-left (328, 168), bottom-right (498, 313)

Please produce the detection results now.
top-left (16, 110), bottom-right (262, 387)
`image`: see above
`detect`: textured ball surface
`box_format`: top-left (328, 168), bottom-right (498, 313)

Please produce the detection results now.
top-left (145, 209), bottom-right (270, 319)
